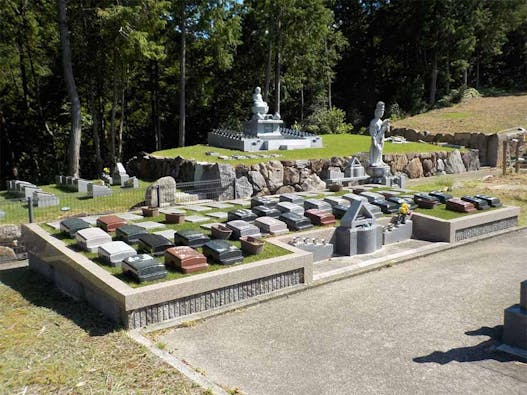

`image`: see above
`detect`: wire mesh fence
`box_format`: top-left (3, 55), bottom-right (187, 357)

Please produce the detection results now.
top-left (0, 178), bottom-right (227, 225)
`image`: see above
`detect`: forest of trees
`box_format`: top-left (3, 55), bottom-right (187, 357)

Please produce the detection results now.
top-left (1, 0), bottom-right (526, 184)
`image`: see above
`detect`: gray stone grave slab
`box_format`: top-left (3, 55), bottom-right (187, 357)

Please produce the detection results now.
top-left (134, 221), bottom-right (166, 230)
top-left (98, 241), bottom-right (137, 267)
top-left (304, 199), bottom-right (332, 212)
top-left (226, 220), bottom-right (262, 240)
top-left (200, 222), bottom-right (220, 230)
top-left (80, 215), bottom-right (99, 226)
top-left (122, 176), bottom-right (139, 189)
top-left (204, 202), bottom-right (233, 209)
top-left (159, 208), bottom-right (186, 214)
top-left (279, 193), bottom-right (305, 206)
top-left (88, 184), bottom-right (112, 197)
top-left (183, 205), bottom-right (212, 212)
top-left (74, 179), bottom-right (92, 193)
top-left (46, 221), bottom-right (61, 230)
top-left (116, 212), bottom-right (144, 221)
top-left (122, 254), bottom-right (167, 282)
top-left (75, 227), bottom-right (112, 253)
top-left (115, 224), bottom-right (147, 243)
top-left (228, 199), bottom-right (251, 206)
top-left (185, 215), bottom-right (210, 223)
top-left (34, 192), bottom-right (59, 207)
top-left (23, 186), bottom-right (41, 199)
top-left (254, 217), bottom-right (289, 236)
top-left (277, 201), bottom-right (304, 216)
top-left (359, 191), bottom-right (385, 203)
top-left (153, 229), bottom-right (177, 240)
top-left (296, 191), bottom-right (319, 198)
top-left (206, 211), bottom-right (228, 220)
top-left (324, 196), bottom-right (349, 208)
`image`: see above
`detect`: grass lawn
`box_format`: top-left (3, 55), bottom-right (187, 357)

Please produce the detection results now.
top-left (393, 93), bottom-right (527, 134)
top-left (413, 204), bottom-right (498, 220)
top-left (0, 265), bottom-right (205, 394)
top-left (152, 134), bottom-right (456, 164)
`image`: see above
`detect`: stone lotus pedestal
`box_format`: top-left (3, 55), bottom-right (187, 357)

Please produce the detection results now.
top-left (142, 207), bottom-right (159, 217)
top-left (239, 236), bottom-right (265, 255)
top-left (165, 212), bottom-right (185, 224)
top-left (210, 224), bottom-right (233, 240)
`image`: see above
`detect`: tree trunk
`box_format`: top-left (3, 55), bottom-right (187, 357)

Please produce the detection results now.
top-left (325, 39), bottom-right (332, 110)
top-left (151, 60), bottom-right (161, 151)
top-left (264, 39), bottom-right (272, 102)
top-left (178, 0), bottom-right (186, 148)
top-left (300, 86), bottom-right (304, 122)
top-left (92, 96), bottom-right (103, 175)
top-left (445, 51), bottom-right (450, 94)
top-left (429, 52), bottom-right (438, 106)
top-left (463, 67), bottom-right (468, 88)
top-left (16, 39), bottom-right (29, 109)
top-left (58, 0), bottom-right (81, 178)
top-left (109, 71), bottom-right (118, 165)
top-left (117, 82), bottom-right (125, 162)
top-left (475, 59), bottom-right (480, 90)
top-left (273, 18), bottom-right (281, 115)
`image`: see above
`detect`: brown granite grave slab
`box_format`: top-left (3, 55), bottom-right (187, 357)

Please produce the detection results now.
top-left (446, 198), bottom-right (477, 213)
top-left (97, 215), bottom-right (127, 232)
top-left (165, 246), bottom-right (209, 274)
top-left (305, 209), bottom-right (337, 226)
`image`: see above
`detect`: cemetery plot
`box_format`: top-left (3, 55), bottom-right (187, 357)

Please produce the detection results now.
top-left (279, 212), bottom-right (314, 231)
top-left (254, 217), bottom-right (289, 236)
top-left (60, 218), bottom-right (91, 237)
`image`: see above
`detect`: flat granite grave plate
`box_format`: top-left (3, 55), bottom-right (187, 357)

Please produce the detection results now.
top-left (122, 254), bottom-right (167, 283)
top-left (279, 193), bottom-right (305, 206)
top-left (138, 234), bottom-right (175, 256)
top-left (159, 208), bottom-right (186, 214)
top-left (277, 202), bottom-right (305, 216)
top-left (332, 204), bottom-right (349, 219)
top-left (75, 227), bottom-right (112, 252)
top-left (206, 211), bottom-right (228, 220)
top-left (185, 215), bottom-right (210, 223)
top-left (279, 212), bottom-right (314, 231)
top-left (174, 229), bottom-right (210, 248)
top-left (204, 202), bottom-right (233, 209)
top-left (254, 217), bottom-right (289, 236)
top-left (413, 193), bottom-right (440, 209)
top-left (378, 190), bottom-right (402, 199)
top-left (165, 246), bottom-right (209, 274)
top-left (115, 224), bottom-right (148, 243)
top-left (226, 220), bottom-right (262, 240)
top-left (228, 199), bottom-right (251, 207)
top-left (370, 199), bottom-right (399, 214)
top-left (202, 240), bottom-right (243, 265)
top-left (387, 196), bottom-right (418, 210)
top-left (97, 215), bottom-right (127, 232)
top-left (446, 198), bottom-right (477, 213)
top-left (323, 196), bottom-right (349, 207)
top-left (47, 221), bottom-right (62, 231)
top-left (183, 205), bottom-right (212, 212)
top-left (60, 218), bottom-right (91, 237)
top-left (116, 212), bottom-right (144, 221)
top-left (153, 229), bottom-right (177, 240)
top-left (359, 191), bottom-right (385, 203)
top-left (134, 221), bottom-right (166, 230)
top-left (305, 209), bottom-right (337, 226)
top-left (98, 241), bottom-right (137, 266)
top-left (252, 205), bottom-right (282, 218)
top-left (429, 191), bottom-right (453, 204)
top-left (342, 193), bottom-right (369, 203)
top-left (474, 194), bottom-right (502, 208)
top-left (227, 209), bottom-right (257, 222)
top-left (304, 199), bottom-right (332, 212)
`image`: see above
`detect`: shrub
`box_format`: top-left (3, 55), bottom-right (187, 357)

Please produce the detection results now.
top-left (304, 106), bottom-right (353, 135)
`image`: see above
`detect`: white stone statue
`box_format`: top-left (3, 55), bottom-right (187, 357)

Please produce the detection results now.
top-left (252, 87), bottom-right (269, 120)
top-left (368, 101), bottom-right (390, 166)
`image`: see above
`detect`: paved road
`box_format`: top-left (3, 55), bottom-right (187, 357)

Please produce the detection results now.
top-left (161, 230), bottom-right (527, 394)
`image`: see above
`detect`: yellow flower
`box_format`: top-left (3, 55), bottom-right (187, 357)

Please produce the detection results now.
top-left (103, 167), bottom-right (110, 174)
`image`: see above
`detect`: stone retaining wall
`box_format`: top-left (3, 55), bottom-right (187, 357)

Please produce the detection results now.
top-left (128, 149), bottom-right (480, 200)
top-left (390, 127), bottom-right (526, 166)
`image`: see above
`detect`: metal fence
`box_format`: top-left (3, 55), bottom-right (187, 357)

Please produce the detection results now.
top-left (0, 178), bottom-right (227, 225)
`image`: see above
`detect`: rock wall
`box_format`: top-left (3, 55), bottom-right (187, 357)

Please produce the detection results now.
top-left (128, 149), bottom-right (479, 199)
top-left (390, 127), bottom-right (526, 166)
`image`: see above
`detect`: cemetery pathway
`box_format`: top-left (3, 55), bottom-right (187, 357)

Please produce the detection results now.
top-left (159, 228), bottom-right (527, 394)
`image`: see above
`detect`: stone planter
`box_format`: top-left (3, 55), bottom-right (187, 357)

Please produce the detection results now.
top-left (211, 224), bottom-right (233, 240)
top-left (240, 236), bottom-right (265, 255)
top-left (142, 207), bottom-right (159, 217)
top-left (165, 212), bottom-right (185, 224)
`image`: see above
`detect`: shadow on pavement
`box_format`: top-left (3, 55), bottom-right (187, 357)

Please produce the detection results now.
top-left (0, 264), bottom-right (117, 336)
top-left (413, 325), bottom-right (521, 364)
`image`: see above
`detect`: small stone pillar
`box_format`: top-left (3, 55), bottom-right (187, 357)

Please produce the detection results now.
top-left (498, 280), bottom-right (527, 359)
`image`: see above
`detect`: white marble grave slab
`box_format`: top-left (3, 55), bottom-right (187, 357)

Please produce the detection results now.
top-left (183, 205), bottom-right (212, 212)
top-left (160, 208), bottom-right (186, 215)
top-left (75, 227), bottom-right (112, 252)
top-left (205, 202), bottom-right (233, 209)
top-left (185, 215), bottom-right (210, 223)
top-left (206, 212), bottom-right (228, 220)
top-left (135, 221), bottom-right (166, 230)
top-left (98, 241), bottom-right (137, 266)
top-left (80, 216), bottom-right (99, 226)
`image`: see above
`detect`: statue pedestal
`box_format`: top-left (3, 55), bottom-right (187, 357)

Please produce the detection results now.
top-left (367, 164), bottom-right (392, 185)
top-left (244, 118), bottom-right (284, 138)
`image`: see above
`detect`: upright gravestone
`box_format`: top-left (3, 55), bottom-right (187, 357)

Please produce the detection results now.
top-left (499, 280), bottom-right (527, 359)
top-left (112, 162), bottom-right (130, 186)
top-left (145, 176), bottom-right (177, 207)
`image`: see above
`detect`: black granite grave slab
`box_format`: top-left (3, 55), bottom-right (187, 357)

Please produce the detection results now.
top-left (279, 212), bottom-right (314, 231)
top-left (60, 218), bottom-right (91, 237)
top-left (387, 196), bottom-right (418, 210)
top-left (252, 205), bottom-right (282, 218)
top-left (173, 229), bottom-right (210, 248)
top-left (461, 196), bottom-right (490, 210)
top-left (413, 193), bottom-right (440, 209)
top-left (227, 208), bottom-right (257, 222)
top-left (370, 199), bottom-right (399, 214)
top-left (122, 254), bottom-right (167, 283)
top-left (429, 191), bottom-right (454, 203)
top-left (250, 196), bottom-right (276, 208)
top-left (115, 224), bottom-right (148, 243)
top-left (138, 234), bottom-right (174, 256)
top-left (304, 199), bottom-right (332, 212)
top-left (474, 194), bottom-right (502, 208)
top-left (332, 204), bottom-right (349, 219)
top-left (202, 240), bottom-right (243, 265)
top-left (279, 193), bottom-right (304, 206)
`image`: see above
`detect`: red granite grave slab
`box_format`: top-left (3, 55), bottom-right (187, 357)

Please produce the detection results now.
top-left (446, 198), bottom-right (477, 213)
top-left (96, 215), bottom-right (127, 232)
top-left (305, 209), bottom-right (337, 226)
top-left (165, 246), bottom-right (209, 274)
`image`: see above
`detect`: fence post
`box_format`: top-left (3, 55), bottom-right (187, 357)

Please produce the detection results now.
top-left (27, 196), bottom-right (34, 223)
top-left (232, 178), bottom-right (237, 200)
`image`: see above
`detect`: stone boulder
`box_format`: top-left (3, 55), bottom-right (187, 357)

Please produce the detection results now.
top-left (145, 176), bottom-right (177, 207)
top-left (202, 163), bottom-right (236, 200)
top-left (422, 158), bottom-right (434, 176)
top-left (248, 170), bottom-right (268, 194)
top-left (461, 150), bottom-right (480, 171)
top-left (300, 173), bottom-right (326, 191)
top-left (234, 176), bottom-right (253, 199)
top-left (405, 157), bottom-right (424, 178)
top-left (444, 150), bottom-right (466, 174)
top-left (275, 185), bottom-right (296, 194)
top-left (283, 166), bottom-right (300, 185)
top-left (264, 160), bottom-right (284, 193)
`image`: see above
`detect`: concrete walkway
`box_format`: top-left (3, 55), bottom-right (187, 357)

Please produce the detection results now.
top-left (159, 229), bottom-right (527, 394)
